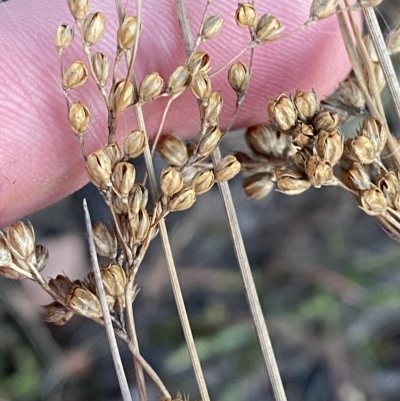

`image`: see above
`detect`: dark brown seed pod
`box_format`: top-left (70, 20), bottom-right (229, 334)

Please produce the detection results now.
top-left (291, 147), bottom-right (312, 172)
top-left (43, 302), bottom-right (74, 326)
top-left (305, 156), bottom-right (333, 187)
top-left (35, 244), bottom-right (49, 273)
top-left (156, 134), bottom-right (188, 166)
top-left (292, 123), bottom-right (314, 149)
top-left (245, 125), bottom-right (286, 157)
top-left (49, 275), bottom-right (73, 298)
top-left (243, 173), bottom-right (274, 199)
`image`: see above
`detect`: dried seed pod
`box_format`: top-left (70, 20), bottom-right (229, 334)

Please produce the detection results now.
top-left (309, 0), bottom-right (339, 23)
top-left (268, 94), bottom-right (297, 131)
top-left (292, 123), bottom-right (314, 149)
top-left (110, 80), bottom-right (134, 111)
top-left (55, 23), bottom-right (74, 52)
top-left (92, 222), bottom-right (117, 259)
top-left (346, 136), bottom-right (375, 164)
top-left (83, 12), bottom-right (106, 46)
top-left (360, 187), bottom-right (387, 216)
top-left (43, 302), bottom-right (74, 326)
top-left (291, 147), bottom-right (312, 172)
top-left (139, 72), bottom-right (164, 103)
top-left (312, 110), bottom-right (339, 132)
top-left (6, 222), bottom-right (36, 264)
top-left (364, 61), bottom-right (386, 93)
top-left (67, 287), bottom-right (102, 318)
top-left (214, 155), bottom-right (241, 182)
top-left (166, 65), bottom-right (190, 95)
top-left (160, 167), bottom-right (184, 196)
top-left (105, 143), bottom-right (121, 168)
top-left (305, 156), bottom-right (333, 187)
top-left (190, 72), bottom-right (212, 101)
top-left (62, 61), bottom-right (88, 90)
top-left (201, 15), bottom-right (224, 41)
top-left (340, 162), bottom-right (371, 191)
top-left (135, 208), bottom-right (150, 242)
top-left (0, 238), bottom-right (13, 268)
top-left (68, 101), bottom-right (90, 135)
top-left (49, 275), bottom-right (73, 298)
top-left (191, 169), bottom-right (215, 195)
top-left (124, 130), bottom-right (147, 159)
top-left (363, 34), bottom-right (379, 62)
top-left (245, 125), bottom-right (283, 157)
top-left (130, 184), bottom-right (148, 214)
top-left (117, 16), bottom-right (141, 50)
top-left (200, 92), bottom-right (223, 125)
top-left (357, 0), bottom-right (383, 7)
top-left (186, 52), bottom-right (211, 76)
top-left (86, 149), bottom-right (112, 190)
top-left (112, 194), bottom-right (128, 215)
top-left (276, 169), bottom-right (311, 195)
top-left (316, 129), bottom-right (343, 165)
top-left (293, 90), bottom-right (320, 122)
top-left (338, 78), bottom-right (365, 111)
top-left (198, 125), bottom-right (222, 157)
top-left (235, 3), bottom-right (257, 28)
top-left (35, 244), bottom-right (49, 273)
top-left (169, 186), bottom-right (196, 211)
top-left (157, 134), bottom-right (188, 166)
top-left (376, 171), bottom-right (399, 206)
top-left (0, 238), bottom-right (30, 280)
top-left (112, 162), bottom-right (136, 199)
top-left (243, 173), bottom-right (274, 199)
top-left (254, 14), bottom-right (283, 43)
top-left (92, 52), bottom-right (109, 87)
top-left (359, 117), bottom-right (387, 153)
top-left (67, 0), bottom-right (89, 20)
top-left (228, 62), bottom-right (249, 96)
top-left (386, 23), bottom-right (400, 55)
top-left (101, 264), bottom-right (126, 298)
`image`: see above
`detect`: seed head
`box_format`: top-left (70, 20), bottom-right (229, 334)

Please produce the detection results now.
top-left (340, 162), bottom-right (371, 191)
top-left (243, 173), bottom-right (274, 199)
top-left (67, 0), bottom-right (90, 20)
top-left (190, 72), bottom-right (212, 101)
top-left (312, 110), bottom-right (339, 132)
top-left (292, 123), bottom-right (314, 149)
top-left (293, 90), bottom-right (320, 122)
top-left (110, 80), bottom-right (134, 111)
top-left (308, 0), bottom-right (339, 23)
top-left (43, 302), bottom-right (74, 326)
top-left (201, 16), bottom-right (224, 41)
top-left (359, 117), bottom-right (387, 153)
top-left (117, 16), bottom-right (142, 50)
top-left (130, 184), bottom-right (148, 214)
top-left (338, 78), bottom-right (365, 111)
top-left (68, 101), bottom-right (90, 136)
top-left (191, 169), bottom-right (215, 195)
top-left (157, 134), bottom-right (188, 166)
top-left (86, 149), bottom-right (112, 190)
top-left (305, 156), bottom-right (333, 187)
top-left (92, 222), bottom-right (117, 259)
top-left (316, 129), bottom-right (343, 165)
top-left (92, 52), bottom-right (109, 87)
top-left (376, 171), bottom-right (399, 207)
top-left (254, 14), bottom-right (283, 43)
top-left (169, 186), bottom-right (196, 211)
top-left (55, 24), bottom-right (74, 52)
top-left (49, 275), bottom-right (73, 298)
top-left (228, 62), bottom-right (249, 96)
top-left (200, 92), bottom-right (223, 126)
top-left (291, 147), bottom-right (312, 172)
top-left (101, 264), bottom-right (126, 298)
top-left (6, 221), bottom-right (36, 264)
top-left (62, 61), bottom-right (88, 90)
top-left (35, 244), bottom-right (49, 273)
top-left (346, 136), bottom-right (375, 164)
top-left (139, 72), bottom-right (164, 103)
top-left (276, 169), bottom-right (311, 195)
top-left (67, 287), bottom-right (102, 319)
top-left (360, 187), bottom-right (387, 216)
top-left (167, 65), bottom-right (190, 96)
top-left (112, 162), bottom-right (136, 199)
top-left (83, 12), bottom-right (106, 46)
top-left (214, 155), bottom-right (241, 182)
top-left (245, 125), bottom-right (283, 157)
top-left (135, 208), bottom-right (150, 243)
top-left (186, 52), bottom-right (210, 76)
top-left (124, 130), bottom-right (147, 159)
top-left (268, 94), bottom-right (297, 131)
top-left (105, 143), bottom-right (122, 168)
top-left (235, 3), bottom-right (257, 29)
top-left (198, 125), bottom-right (221, 158)
top-left (160, 167), bottom-right (184, 196)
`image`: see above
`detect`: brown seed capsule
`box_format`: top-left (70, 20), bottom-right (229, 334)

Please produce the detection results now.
top-left (101, 264), bottom-right (126, 298)
top-left (360, 187), bottom-right (387, 216)
top-left (0, 238), bottom-right (13, 268)
top-left (67, 287), bottom-right (102, 318)
top-left (228, 62), bottom-right (249, 96)
top-left (201, 15), bottom-right (224, 41)
top-left (160, 167), bottom-right (184, 196)
top-left (6, 222), bottom-right (36, 264)
top-left (191, 169), bottom-right (215, 195)
top-left (245, 125), bottom-right (284, 157)
top-left (157, 134), bottom-right (188, 166)
top-left (198, 125), bottom-right (222, 157)
top-left (123, 130), bottom-right (147, 159)
top-left (83, 12), bottom-right (106, 46)
top-left (214, 155), bottom-right (241, 182)
top-left (346, 136), bottom-right (376, 164)
top-left (112, 162), bottom-right (136, 199)
top-left (376, 171), bottom-right (399, 207)
top-left (86, 149), bottom-right (112, 190)
top-left (276, 169), bottom-right (311, 195)
top-left (92, 222), bottom-right (117, 259)
top-left (308, 0), bottom-right (339, 23)
top-left (130, 184), bottom-right (148, 214)
top-left (190, 72), bottom-right (212, 101)
top-left (0, 238), bottom-right (31, 280)
top-left (49, 275), bottom-right (73, 298)
top-left (43, 302), bottom-right (74, 326)
top-left (305, 156), bottom-right (333, 187)
top-left (268, 94), bottom-right (297, 131)
top-left (112, 194), bottom-right (128, 215)
top-left (312, 110), bottom-right (339, 132)
top-left (55, 24), bottom-right (74, 52)
top-left (254, 14), bottom-right (283, 43)
top-left (92, 52), bottom-right (109, 87)
top-left (68, 101), bottom-right (90, 135)
top-left (359, 117), bottom-right (387, 153)
top-left (386, 23), bottom-right (400, 55)
top-left (117, 16), bottom-right (141, 50)
top-left (293, 90), bottom-right (320, 122)
top-left (338, 78), bottom-right (365, 111)
top-left (62, 61), bottom-right (88, 90)
top-left (357, 0), bottom-right (383, 7)
top-left (35, 244), bottom-right (49, 273)
top-left (105, 143), bottom-right (121, 168)
top-left (291, 147), bottom-right (312, 172)
top-left (340, 162), bottom-right (371, 191)
top-left (67, 0), bottom-right (90, 20)
top-left (110, 80), bottom-right (134, 111)
top-left (139, 72), bottom-right (164, 103)
top-left (364, 61), bottom-right (386, 92)
top-left (243, 173), bottom-right (274, 199)
top-left (235, 3), bottom-right (257, 28)
top-left (292, 123), bottom-right (314, 149)
top-left (200, 92), bottom-right (223, 125)
top-left (166, 65), bottom-right (190, 95)
top-left (186, 52), bottom-right (211, 76)
top-left (135, 208), bottom-right (150, 243)
top-left (169, 186), bottom-right (196, 211)
top-left (316, 129), bottom-right (343, 165)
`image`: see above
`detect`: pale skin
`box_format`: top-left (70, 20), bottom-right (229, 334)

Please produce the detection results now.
top-left (0, 0), bottom-right (358, 227)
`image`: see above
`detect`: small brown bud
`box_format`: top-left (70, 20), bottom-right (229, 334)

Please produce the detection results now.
top-left (92, 222), bottom-right (117, 259)
top-left (86, 149), bottom-right (112, 190)
top-left (49, 275), bottom-right (73, 298)
top-left (359, 117), bottom-right (387, 153)
top-left (82, 12), bottom-right (106, 46)
top-left (305, 156), bottom-right (333, 187)
top-left (160, 167), bottom-right (184, 196)
top-left (268, 94), bottom-right (297, 131)
top-left (360, 187), bottom-right (387, 216)
top-left (346, 136), bottom-right (375, 164)
top-left (139, 72), bottom-right (164, 103)
top-left (62, 61), bottom-right (88, 90)
top-left (110, 80), bottom-right (134, 111)
top-left (169, 186), bottom-right (196, 211)
top-left (67, 0), bottom-right (90, 20)
top-left (201, 16), bottom-right (224, 41)
top-left (243, 173), bottom-right (274, 199)
top-left (166, 65), bottom-right (190, 95)
top-left (117, 16), bottom-right (142, 50)
top-left (254, 14), bottom-right (283, 43)
top-left (293, 90), bottom-right (320, 122)
top-left (105, 143), bottom-right (121, 168)
top-left (157, 134), bottom-right (188, 166)
top-left (376, 171), bottom-right (399, 207)
top-left (291, 147), bottom-right (312, 172)
top-left (386, 23), bottom-right (400, 55)
top-left (186, 52), bottom-right (211, 76)
top-left (200, 92), bottom-right (223, 125)
top-left (191, 169), bottom-right (215, 195)
top-left (245, 125), bottom-right (285, 157)
top-left (235, 3), bottom-right (257, 28)
top-left (276, 169), bottom-right (311, 195)
top-left (312, 110), bottom-right (339, 132)
top-left (67, 287), bottom-right (102, 319)
top-left (130, 184), bottom-right (148, 214)
top-left (338, 78), bottom-right (365, 111)
top-left (6, 222), bottom-right (36, 264)
top-left (292, 123), bottom-right (315, 149)
top-left (214, 155), bottom-right (241, 182)
top-left (198, 125), bottom-right (221, 157)
top-left (112, 162), bottom-right (136, 199)
top-left (308, 0), bottom-right (339, 23)
top-left (190, 72), bottom-right (212, 101)
top-left (123, 130), bottom-right (147, 159)
top-left (55, 24), bottom-right (74, 52)
top-left (92, 52), bottom-right (109, 87)
top-left (340, 162), bottom-right (371, 191)
top-left (68, 101), bottom-right (90, 135)
top-left (228, 62), bottom-right (249, 96)
top-left (135, 208), bottom-right (150, 242)
top-left (43, 302), bottom-right (74, 326)
top-left (316, 129), bottom-right (343, 165)
top-left (101, 264), bottom-right (126, 298)
top-left (35, 244), bottom-right (49, 273)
